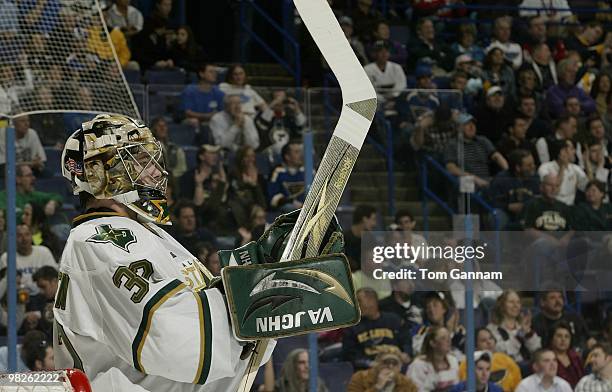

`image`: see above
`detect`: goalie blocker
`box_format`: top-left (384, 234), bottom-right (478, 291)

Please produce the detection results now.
top-left (217, 210), bottom-right (360, 340)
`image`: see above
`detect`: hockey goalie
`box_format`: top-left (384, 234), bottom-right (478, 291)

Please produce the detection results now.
top-left (53, 114), bottom-right (359, 392)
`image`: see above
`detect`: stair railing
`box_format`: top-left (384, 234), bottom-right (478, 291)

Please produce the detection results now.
top-left (420, 154), bottom-right (501, 270)
top-left (239, 0), bottom-right (301, 86)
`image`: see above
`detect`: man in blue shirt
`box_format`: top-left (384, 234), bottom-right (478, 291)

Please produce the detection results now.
top-left (181, 63), bottom-right (225, 125)
top-left (450, 351), bottom-right (503, 392)
top-left (268, 141), bottom-right (305, 212)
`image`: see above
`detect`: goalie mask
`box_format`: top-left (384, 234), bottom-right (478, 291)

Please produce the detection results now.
top-left (62, 114), bottom-right (170, 225)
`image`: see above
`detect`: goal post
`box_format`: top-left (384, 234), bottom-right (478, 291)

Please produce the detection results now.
top-left (1, 0), bottom-right (140, 372)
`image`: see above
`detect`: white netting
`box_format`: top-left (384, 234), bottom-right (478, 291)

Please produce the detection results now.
top-left (0, 369), bottom-right (91, 392)
top-left (0, 0), bottom-right (139, 119)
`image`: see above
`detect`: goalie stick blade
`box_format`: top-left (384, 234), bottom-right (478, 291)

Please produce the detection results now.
top-left (234, 0), bottom-right (377, 390)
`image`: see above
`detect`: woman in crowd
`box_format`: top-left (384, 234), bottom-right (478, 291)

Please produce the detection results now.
top-left (407, 326), bottom-right (460, 391)
top-left (229, 146), bottom-right (267, 228)
top-left (348, 347), bottom-right (417, 392)
top-left (235, 205), bottom-right (267, 247)
top-left (169, 25), bottom-right (205, 72)
top-left (549, 321), bottom-right (585, 388)
top-left (219, 64), bottom-right (268, 117)
top-left (262, 348), bottom-right (328, 392)
top-left (482, 46), bottom-right (516, 98)
top-left (591, 72), bottom-right (611, 117)
top-left (486, 290), bottom-right (542, 365)
top-left (20, 203), bottom-right (62, 261)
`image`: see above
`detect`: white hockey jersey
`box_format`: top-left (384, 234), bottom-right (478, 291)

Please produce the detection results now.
top-left (53, 211), bottom-right (274, 392)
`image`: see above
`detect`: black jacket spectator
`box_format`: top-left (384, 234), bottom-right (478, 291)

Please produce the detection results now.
top-left (168, 25), bottom-right (205, 72)
top-left (407, 18), bottom-right (452, 73)
top-left (473, 86), bottom-right (515, 145)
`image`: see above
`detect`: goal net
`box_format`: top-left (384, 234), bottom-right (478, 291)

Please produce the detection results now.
top-left (0, 0), bottom-right (139, 120)
top-left (0, 369), bottom-right (91, 392)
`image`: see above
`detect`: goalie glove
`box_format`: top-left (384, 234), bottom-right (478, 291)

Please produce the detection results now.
top-left (218, 209), bottom-right (344, 267)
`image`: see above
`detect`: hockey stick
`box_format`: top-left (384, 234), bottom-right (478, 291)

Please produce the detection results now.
top-left (234, 0), bottom-right (377, 390)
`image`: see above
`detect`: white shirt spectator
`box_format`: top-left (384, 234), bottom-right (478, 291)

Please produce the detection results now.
top-left (516, 373), bottom-right (573, 392)
top-left (210, 111), bottom-right (259, 152)
top-left (486, 322), bottom-right (542, 362)
top-left (0, 68), bottom-right (33, 115)
top-left (450, 280), bottom-right (502, 310)
top-left (0, 127), bottom-right (46, 166)
top-left (105, 4), bottom-right (144, 34)
top-left (218, 83), bottom-right (265, 117)
top-left (406, 355), bottom-right (459, 392)
top-left (364, 60), bottom-right (407, 103)
top-left (519, 0), bottom-right (573, 21)
top-left (487, 40), bottom-right (523, 69)
top-left (538, 160), bottom-right (588, 205)
top-left (0, 245), bottom-right (56, 295)
top-left (575, 373), bottom-right (612, 392)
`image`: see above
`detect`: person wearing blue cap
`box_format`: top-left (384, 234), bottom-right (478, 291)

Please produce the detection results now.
top-left (449, 351), bottom-right (503, 392)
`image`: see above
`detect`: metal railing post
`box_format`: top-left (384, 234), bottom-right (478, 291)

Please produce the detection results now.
top-left (6, 124), bottom-right (17, 371)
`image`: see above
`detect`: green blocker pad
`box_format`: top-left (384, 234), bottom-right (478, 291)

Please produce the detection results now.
top-left (221, 254), bottom-right (360, 340)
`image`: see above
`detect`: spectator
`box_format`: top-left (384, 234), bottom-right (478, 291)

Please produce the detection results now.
top-left (406, 326), bottom-right (460, 391)
top-left (63, 87), bottom-right (96, 133)
top-left (549, 321), bottom-right (584, 388)
top-left (150, 117), bottom-right (187, 179)
top-left (235, 205), bottom-right (267, 248)
top-left (342, 288), bottom-right (408, 370)
top-left (348, 0), bottom-right (383, 43)
top-left (575, 343), bottom-right (612, 392)
top-left (450, 351), bottom-right (503, 392)
top-left (364, 40), bottom-right (407, 106)
top-left (573, 180), bottom-right (612, 231)
top-left (582, 143), bottom-right (609, 192)
top-left (411, 292), bottom-right (465, 359)
top-left (209, 94), bottom-right (259, 151)
top-left (0, 330), bottom-right (53, 372)
top-left (182, 63), bottom-right (225, 126)
top-left (93, 13), bottom-right (135, 70)
top-left (399, 65), bottom-right (439, 120)
top-left (263, 349), bottom-right (328, 392)
top-left (528, 43), bottom-right (558, 92)
top-left (451, 24), bottom-right (485, 64)
top-left (379, 279), bottom-right (423, 333)
top-left (20, 203), bottom-right (62, 260)
top-left (546, 58), bottom-right (596, 119)
top-left (228, 146), bottom-right (267, 228)
top-left (348, 347), bottom-right (417, 392)
top-left (522, 173), bottom-right (572, 234)
top-left (169, 25), bottom-right (205, 72)
top-left (564, 21), bottom-right (604, 67)
top-left (343, 204), bottom-right (377, 272)
top-left (368, 21), bottom-right (407, 65)
top-left (591, 72), bottom-right (611, 117)
top-left (482, 46), bottom-right (516, 98)
top-left (410, 107), bottom-right (457, 162)
top-left (219, 64), bottom-right (267, 117)
top-left (178, 144), bottom-right (227, 213)
top-left (515, 349), bottom-right (572, 392)
top-left (532, 288), bottom-right (594, 352)
top-left (497, 115), bottom-right (540, 163)
top-left (458, 328), bottom-right (522, 392)
top-left (564, 96), bottom-right (587, 133)
top-left (518, 0), bottom-right (573, 23)
top-left (105, 0), bottom-right (144, 38)
top-left (390, 210), bottom-right (427, 254)
top-left (520, 15), bottom-right (548, 52)
top-left (170, 202), bottom-right (217, 255)
top-left (0, 62), bottom-right (33, 115)
top-left (407, 18), bottom-right (452, 74)
top-left (445, 70), bottom-right (475, 112)
top-left (352, 248), bottom-right (391, 299)
top-left (0, 115), bottom-right (46, 174)
top-left (339, 16), bottom-right (368, 65)
top-left (517, 94), bottom-right (550, 140)
top-left (0, 224), bottom-right (55, 295)
top-left (23, 265), bottom-right (57, 338)
top-left (267, 141), bottom-right (305, 213)
top-left (535, 115), bottom-right (578, 164)
top-left (29, 85), bottom-right (65, 147)
top-left (538, 139), bottom-right (588, 205)
top-left (254, 90), bottom-right (305, 156)
top-left (473, 85), bottom-right (516, 144)
top-left (489, 149), bottom-right (540, 229)
top-left (444, 112), bottom-right (509, 189)
top-left (486, 16), bottom-right (523, 69)
top-left (131, 0), bottom-right (174, 69)
top-left (0, 164), bottom-right (62, 220)
top-left (486, 290), bottom-right (542, 364)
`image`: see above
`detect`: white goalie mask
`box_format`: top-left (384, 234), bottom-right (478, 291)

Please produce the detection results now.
top-left (62, 114), bottom-right (171, 225)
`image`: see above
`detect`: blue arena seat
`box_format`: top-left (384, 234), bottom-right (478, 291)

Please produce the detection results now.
top-left (168, 122), bottom-right (196, 146)
top-left (272, 335), bottom-right (309, 363)
top-left (44, 147), bottom-right (62, 175)
top-left (390, 25), bottom-right (410, 42)
top-left (144, 69), bottom-right (187, 85)
top-left (319, 362), bottom-right (354, 391)
top-left (35, 176), bottom-right (72, 200)
top-left (184, 147), bottom-right (198, 169)
top-left (123, 69), bottom-right (141, 84)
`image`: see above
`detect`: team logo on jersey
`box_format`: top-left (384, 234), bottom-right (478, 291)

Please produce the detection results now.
top-left (86, 224), bottom-right (137, 252)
